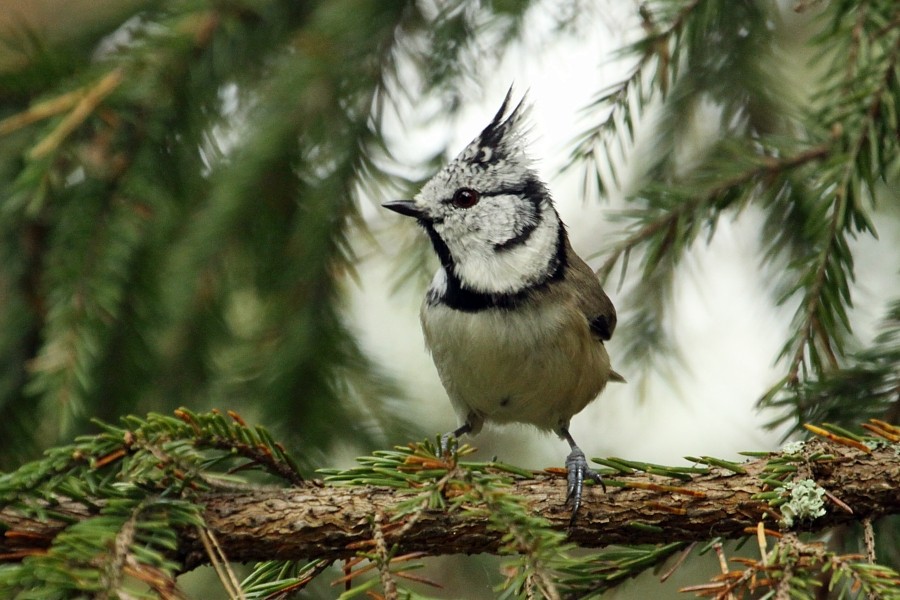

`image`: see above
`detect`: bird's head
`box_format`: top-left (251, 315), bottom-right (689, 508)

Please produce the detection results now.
top-left (384, 88), bottom-right (563, 297)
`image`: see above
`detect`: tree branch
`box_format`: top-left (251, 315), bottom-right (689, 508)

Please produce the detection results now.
top-left (1, 440), bottom-right (897, 570)
top-left (597, 141), bottom-right (833, 282)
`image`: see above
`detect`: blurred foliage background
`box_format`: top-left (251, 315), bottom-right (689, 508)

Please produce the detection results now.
top-left (0, 0), bottom-right (898, 597)
top-left (0, 0), bottom-right (442, 471)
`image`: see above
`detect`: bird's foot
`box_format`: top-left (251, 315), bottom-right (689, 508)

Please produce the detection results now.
top-left (439, 423), bottom-right (472, 457)
top-left (565, 446), bottom-right (605, 526)
top-left (438, 432), bottom-right (456, 457)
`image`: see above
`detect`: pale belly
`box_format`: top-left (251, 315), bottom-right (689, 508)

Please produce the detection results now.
top-left (421, 301), bottom-right (611, 434)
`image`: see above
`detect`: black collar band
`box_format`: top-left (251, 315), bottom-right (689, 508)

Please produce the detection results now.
top-left (425, 221), bottom-right (568, 312)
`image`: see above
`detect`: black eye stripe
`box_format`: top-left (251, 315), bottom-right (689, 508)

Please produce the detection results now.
top-left (481, 186), bottom-right (527, 197)
top-left (440, 186), bottom-right (527, 204)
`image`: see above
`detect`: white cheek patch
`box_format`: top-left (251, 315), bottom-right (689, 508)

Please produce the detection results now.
top-left (443, 202), bottom-right (560, 295)
top-left (465, 198), bottom-right (521, 244)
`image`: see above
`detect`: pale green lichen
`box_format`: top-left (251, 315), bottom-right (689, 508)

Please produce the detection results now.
top-left (780, 440), bottom-right (806, 455)
top-left (864, 439), bottom-right (887, 451)
top-left (776, 479), bottom-right (826, 528)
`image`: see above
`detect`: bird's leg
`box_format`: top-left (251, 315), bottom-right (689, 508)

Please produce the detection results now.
top-left (560, 426), bottom-right (605, 525)
top-left (439, 422), bottom-right (472, 456)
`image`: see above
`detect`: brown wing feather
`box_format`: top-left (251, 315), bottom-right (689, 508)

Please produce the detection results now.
top-left (563, 238), bottom-right (617, 341)
top-left (563, 239), bottom-right (626, 383)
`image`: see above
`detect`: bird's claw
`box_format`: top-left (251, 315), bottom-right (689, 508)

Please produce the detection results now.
top-left (438, 432), bottom-right (456, 457)
top-left (439, 423), bottom-right (472, 457)
top-left (565, 447), bottom-right (605, 525)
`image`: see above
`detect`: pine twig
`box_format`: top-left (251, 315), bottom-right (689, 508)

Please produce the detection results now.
top-left (198, 525), bottom-right (246, 600)
top-left (597, 142), bottom-right (833, 282)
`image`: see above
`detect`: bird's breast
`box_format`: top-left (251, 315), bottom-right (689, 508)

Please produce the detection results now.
top-left (420, 297), bottom-right (612, 432)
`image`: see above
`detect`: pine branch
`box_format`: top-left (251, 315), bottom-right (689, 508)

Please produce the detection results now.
top-left (599, 140), bottom-right (835, 376)
top-left (562, 0), bottom-right (703, 199)
top-left (570, 1), bottom-right (899, 428)
top-left (766, 299), bottom-right (900, 432)
top-left (1, 439), bottom-right (897, 570)
top-left (1, 411), bottom-right (897, 597)
top-left (781, 18), bottom-right (900, 387)
top-left (597, 142), bottom-right (833, 282)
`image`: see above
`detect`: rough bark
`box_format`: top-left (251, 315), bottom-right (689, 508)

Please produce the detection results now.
top-left (1, 440), bottom-right (898, 569)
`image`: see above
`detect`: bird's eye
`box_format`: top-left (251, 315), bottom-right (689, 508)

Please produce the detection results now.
top-left (451, 188), bottom-right (480, 209)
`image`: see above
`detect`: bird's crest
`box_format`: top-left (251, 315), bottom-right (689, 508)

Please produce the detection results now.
top-left (457, 87), bottom-right (532, 169)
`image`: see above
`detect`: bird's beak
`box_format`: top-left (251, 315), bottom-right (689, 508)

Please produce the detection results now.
top-left (382, 200), bottom-right (427, 220)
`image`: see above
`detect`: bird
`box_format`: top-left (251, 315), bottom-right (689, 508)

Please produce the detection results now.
top-left (382, 87), bottom-right (624, 522)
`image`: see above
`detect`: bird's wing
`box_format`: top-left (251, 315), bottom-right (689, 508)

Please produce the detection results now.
top-left (564, 239), bottom-right (617, 342)
top-left (565, 242), bottom-right (626, 383)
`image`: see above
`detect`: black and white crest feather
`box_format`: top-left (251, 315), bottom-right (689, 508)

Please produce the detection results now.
top-left (460, 88), bottom-right (532, 168)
